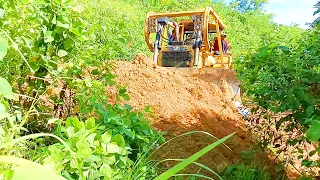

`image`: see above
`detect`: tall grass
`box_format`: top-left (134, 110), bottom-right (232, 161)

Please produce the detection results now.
top-left (1, 131), bottom-right (236, 179)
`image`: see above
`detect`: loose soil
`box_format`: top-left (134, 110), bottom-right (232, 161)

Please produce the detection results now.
top-left (107, 54), bottom-right (284, 178)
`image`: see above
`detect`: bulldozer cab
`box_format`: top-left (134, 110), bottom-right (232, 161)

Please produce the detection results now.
top-left (144, 7), bottom-right (233, 69)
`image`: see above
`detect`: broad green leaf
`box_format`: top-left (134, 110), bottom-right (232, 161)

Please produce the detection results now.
top-left (111, 134), bottom-right (125, 147)
top-left (118, 156), bottom-right (129, 166)
top-left (306, 106), bottom-right (314, 117)
top-left (278, 45), bottom-right (290, 52)
top-left (76, 147), bottom-right (92, 158)
top-left (2, 170), bottom-right (13, 179)
top-left (88, 171), bottom-right (104, 180)
top-left (84, 155), bottom-right (101, 162)
top-left (79, 35), bottom-right (89, 41)
top-left (70, 28), bottom-right (81, 36)
top-left (123, 118), bottom-right (131, 127)
top-left (100, 163), bottom-right (114, 178)
top-left (121, 128), bottom-right (135, 139)
top-left (106, 142), bottom-right (119, 154)
top-left (0, 8), bottom-right (5, 18)
top-left (137, 135), bottom-right (149, 143)
top-left (0, 38), bottom-right (8, 61)
top-left (76, 138), bottom-right (90, 149)
top-left (44, 31), bottom-right (54, 43)
top-left (291, 98), bottom-right (300, 112)
top-left (101, 143), bottom-right (107, 154)
top-left (0, 77), bottom-right (13, 99)
top-left (71, 117), bottom-right (84, 131)
top-left (154, 132), bottom-right (235, 180)
top-left (103, 155), bottom-right (116, 165)
top-left (57, 50), bottom-right (68, 57)
top-left (54, 163), bottom-right (64, 174)
top-left (65, 117), bottom-right (74, 127)
top-left (117, 86), bottom-right (127, 94)
top-left (302, 160), bottom-right (313, 167)
top-left (86, 133), bottom-right (96, 145)
top-left (70, 158), bottom-right (78, 169)
top-left (65, 127), bottom-right (75, 138)
top-left (101, 130), bottom-right (112, 143)
top-left (85, 117), bottom-right (96, 130)
top-left (51, 15), bottom-right (57, 24)
top-left (119, 147), bottom-right (128, 156)
top-left (110, 115), bottom-right (123, 125)
top-left (49, 146), bottom-right (64, 162)
top-left (123, 94), bottom-right (130, 100)
top-left (124, 104), bottom-right (133, 111)
top-left (57, 21), bottom-right (69, 29)
top-left (306, 122), bottom-right (320, 141)
top-left (60, 16), bottom-right (70, 23)
top-left (91, 69), bottom-right (100, 75)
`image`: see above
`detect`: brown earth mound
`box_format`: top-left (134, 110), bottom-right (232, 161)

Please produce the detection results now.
top-left (107, 54), bottom-right (280, 176)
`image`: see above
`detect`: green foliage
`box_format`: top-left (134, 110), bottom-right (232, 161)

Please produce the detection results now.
top-left (0, 77), bottom-right (13, 99)
top-left (230, 0), bottom-right (268, 13)
top-left (298, 176), bottom-right (315, 180)
top-left (39, 117), bottom-right (134, 179)
top-left (236, 43), bottom-right (319, 115)
top-left (73, 0), bottom-right (149, 60)
top-left (0, 76), bottom-right (164, 179)
top-left (310, 1), bottom-right (320, 27)
top-left (236, 1), bottom-right (320, 169)
top-left (0, 37), bottom-right (7, 60)
top-left (306, 121), bottom-right (320, 141)
top-left (0, 0), bottom-right (164, 179)
top-left (0, 121), bottom-right (235, 180)
top-left (0, 78), bottom-right (234, 179)
top-left (70, 76), bottom-right (163, 154)
top-left (236, 31), bottom-right (320, 118)
top-left (0, 0), bottom-right (86, 78)
top-left (68, 0), bottom-right (306, 61)
top-left (0, 78), bottom-right (26, 160)
top-left (223, 163), bottom-right (270, 180)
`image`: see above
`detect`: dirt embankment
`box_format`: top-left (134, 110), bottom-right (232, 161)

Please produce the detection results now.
top-left (106, 54), bottom-right (279, 176)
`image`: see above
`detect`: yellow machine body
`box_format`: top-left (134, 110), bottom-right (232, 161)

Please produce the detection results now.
top-left (144, 7), bottom-right (233, 69)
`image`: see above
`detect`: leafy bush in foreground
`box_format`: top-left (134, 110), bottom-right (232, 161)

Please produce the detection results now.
top-left (0, 0), bottom-right (164, 179)
top-left (235, 8), bottom-right (320, 168)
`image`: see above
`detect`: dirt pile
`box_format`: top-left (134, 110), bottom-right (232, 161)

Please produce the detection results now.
top-left (106, 54), bottom-right (279, 176)
top-left (111, 54), bottom-right (240, 122)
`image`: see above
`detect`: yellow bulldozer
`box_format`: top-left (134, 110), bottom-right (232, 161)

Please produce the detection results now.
top-left (144, 7), bottom-right (240, 99)
top-left (144, 7), bottom-right (232, 69)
